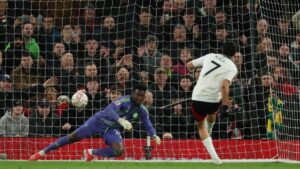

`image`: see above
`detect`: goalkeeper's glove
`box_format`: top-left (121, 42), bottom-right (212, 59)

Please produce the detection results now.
top-left (118, 118), bottom-right (132, 131)
top-left (152, 135), bottom-right (161, 145)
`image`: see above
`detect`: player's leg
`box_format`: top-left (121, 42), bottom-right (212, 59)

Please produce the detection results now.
top-left (29, 119), bottom-right (99, 161)
top-left (85, 129), bottom-right (124, 161)
top-left (191, 101), bottom-right (222, 164)
top-left (206, 112), bottom-right (217, 135)
top-left (197, 118), bottom-right (222, 164)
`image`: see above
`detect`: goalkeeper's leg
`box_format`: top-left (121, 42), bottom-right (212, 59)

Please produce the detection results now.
top-left (84, 129), bottom-right (124, 161)
top-left (29, 131), bottom-right (83, 161)
top-left (29, 120), bottom-right (99, 161)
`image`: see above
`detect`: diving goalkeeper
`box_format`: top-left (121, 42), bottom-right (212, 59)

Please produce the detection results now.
top-left (29, 84), bottom-right (161, 161)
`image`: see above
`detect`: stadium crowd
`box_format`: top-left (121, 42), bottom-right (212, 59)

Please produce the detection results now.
top-left (0, 0), bottom-right (299, 140)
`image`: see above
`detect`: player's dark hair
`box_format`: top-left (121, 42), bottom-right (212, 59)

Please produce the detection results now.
top-left (133, 83), bottom-right (147, 92)
top-left (222, 41), bottom-right (237, 57)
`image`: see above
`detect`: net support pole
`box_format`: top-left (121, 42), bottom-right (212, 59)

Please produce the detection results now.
top-left (248, 0), bottom-right (259, 137)
top-left (249, 0), bottom-right (257, 75)
top-left (144, 136), bottom-right (153, 160)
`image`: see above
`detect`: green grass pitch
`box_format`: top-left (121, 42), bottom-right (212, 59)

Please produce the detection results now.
top-left (0, 161), bottom-right (299, 169)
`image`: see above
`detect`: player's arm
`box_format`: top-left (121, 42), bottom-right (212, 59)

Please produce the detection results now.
top-left (140, 106), bottom-right (161, 145)
top-left (221, 68), bottom-right (237, 106)
top-left (220, 79), bottom-right (231, 106)
top-left (187, 54), bottom-right (209, 70)
top-left (186, 61), bottom-right (195, 69)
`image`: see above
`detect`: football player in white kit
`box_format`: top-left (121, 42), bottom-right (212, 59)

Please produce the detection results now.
top-left (187, 41), bottom-right (238, 164)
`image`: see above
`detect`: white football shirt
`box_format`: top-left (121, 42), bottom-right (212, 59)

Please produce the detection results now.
top-left (192, 53), bottom-right (238, 102)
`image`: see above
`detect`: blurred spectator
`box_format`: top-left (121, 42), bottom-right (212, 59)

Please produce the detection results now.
top-left (43, 86), bottom-right (68, 117)
top-left (165, 24), bottom-right (193, 63)
top-left (0, 51), bottom-right (3, 74)
top-left (97, 16), bottom-right (117, 43)
top-left (77, 36), bottom-right (110, 83)
top-left (45, 42), bottom-right (66, 77)
top-left (193, 67), bottom-right (202, 82)
top-left (231, 52), bottom-right (250, 79)
top-left (21, 21), bottom-right (40, 61)
top-left (270, 15), bottom-right (295, 50)
top-left (214, 8), bottom-right (240, 45)
top-left (172, 47), bottom-right (193, 75)
top-left (0, 74), bottom-right (57, 117)
top-left (183, 8), bottom-right (203, 48)
top-left (79, 2), bottom-right (99, 39)
top-left (148, 67), bottom-right (176, 108)
top-left (139, 71), bottom-right (152, 88)
top-left (156, 0), bottom-right (174, 44)
top-left (159, 54), bottom-right (179, 86)
top-left (10, 51), bottom-right (42, 90)
top-left (178, 74), bottom-right (193, 98)
top-left (29, 99), bottom-right (59, 137)
top-left (4, 33), bottom-right (24, 75)
top-left (52, 53), bottom-right (77, 96)
top-left (292, 9), bottom-right (300, 31)
top-left (61, 24), bottom-right (73, 46)
top-left (207, 24), bottom-right (239, 54)
top-left (139, 35), bottom-right (162, 78)
top-left (290, 31), bottom-right (300, 66)
top-left (61, 24), bottom-right (84, 58)
top-left (238, 0), bottom-right (261, 39)
top-left (148, 67), bottom-right (176, 137)
top-left (84, 77), bottom-right (108, 112)
top-left (252, 72), bottom-right (276, 139)
top-left (38, 15), bottom-right (61, 56)
top-left (130, 7), bottom-right (159, 51)
top-left (254, 19), bottom-right (269, 46)
top-left (0, 100), bottom-right (29, 137)
top-left (76, 61), bottom-right (98, 89)
top-left (106, 84), bottom-right (123, 103)
top-left (76, 37), bottom-right (99, 72)
top-left (112, 66), bottom-right (137, 95)
top-left (0, 0), bottom-right (7, 51)
top-left (273, 66), bottom-right (298, 99)
top-left (198, 0), bottom-right (216, 17)
top-left (165, 94), bottom-right (191, 139)
top-left (159, 0), bottom-right (186, 36)
top-left (173, 0), bottom-right (186, 16)
top-left (255, 38), bottom-right (274, 76)
top-left (29, 15), bottom-right (38, 37)
top-left (277, 44), bottom-right (300, 85)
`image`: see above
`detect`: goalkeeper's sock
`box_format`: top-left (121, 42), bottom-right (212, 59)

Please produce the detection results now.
top-left (206, 120), bottom-right (215, 135)
top-left (92, 147), bottom-right (118, 157)
top-left (39, 150), bottom-right (45, 156)
top-left (43, 136), bottom-right (70, 153)
top-left (202, 137), bottom-right (221, 162)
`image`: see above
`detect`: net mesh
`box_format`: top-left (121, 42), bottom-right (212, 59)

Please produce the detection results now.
top-left (0, 0), bottom-right (299, 161)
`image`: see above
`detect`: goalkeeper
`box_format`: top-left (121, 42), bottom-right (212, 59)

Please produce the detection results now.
top-left (29, 84), bottom-right (161, 161)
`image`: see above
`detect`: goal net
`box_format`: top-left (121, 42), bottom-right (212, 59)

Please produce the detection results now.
top-left (0, 0), bottom-right (299, 162)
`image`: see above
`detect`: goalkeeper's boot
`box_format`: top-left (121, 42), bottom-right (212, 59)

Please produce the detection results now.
top-left (84, 149), bottom-right (94, 162)
top-left (29, 152), bottom-right (43, 161)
